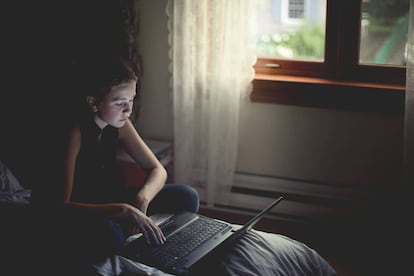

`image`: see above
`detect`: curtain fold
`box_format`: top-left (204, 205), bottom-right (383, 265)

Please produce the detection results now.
top-left (405, 0), bottom-right (414, 184)
top-left (166, 0), bottom-right (257, 206)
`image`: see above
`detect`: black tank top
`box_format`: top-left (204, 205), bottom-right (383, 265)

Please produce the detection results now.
top-left (71, 118), bottom-right (124, 203)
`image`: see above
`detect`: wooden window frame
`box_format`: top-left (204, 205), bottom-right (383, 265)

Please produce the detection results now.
top-left (252, 0), bottom-right (406, 113)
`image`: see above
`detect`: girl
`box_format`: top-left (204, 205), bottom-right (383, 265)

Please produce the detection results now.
top-left (62, 58), bottom-right (199, 268)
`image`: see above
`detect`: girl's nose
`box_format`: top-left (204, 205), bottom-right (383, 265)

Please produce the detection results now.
top-left (123, 102), bottom-right (133, 112)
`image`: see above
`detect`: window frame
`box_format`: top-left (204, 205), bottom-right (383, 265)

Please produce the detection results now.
top-left (253, 0), bottom-right (407, 86)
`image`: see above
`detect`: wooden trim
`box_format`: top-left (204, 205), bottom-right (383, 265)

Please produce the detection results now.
top-left (251, 75), bottom-right (405, 115)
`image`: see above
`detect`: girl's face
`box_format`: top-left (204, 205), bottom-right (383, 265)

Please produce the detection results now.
top-left (91, 80), bottom-right (137, 129)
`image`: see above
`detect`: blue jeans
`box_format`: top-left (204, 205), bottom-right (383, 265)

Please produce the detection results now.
top-left (147, 183), bottom-right (200, 215)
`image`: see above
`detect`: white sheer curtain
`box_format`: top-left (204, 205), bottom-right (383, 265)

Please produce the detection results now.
top-left (166, 0), bottom-right (257, 206)
top-left (405, 0), bottom-right (414, 184)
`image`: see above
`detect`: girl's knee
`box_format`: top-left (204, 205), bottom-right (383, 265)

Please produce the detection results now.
top-left (174, 184), bottom-right (200, 213)
top-left (149, 184), bottom-right (200, 214)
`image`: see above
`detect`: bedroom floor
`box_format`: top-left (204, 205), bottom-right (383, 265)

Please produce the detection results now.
top-left (199, 207), bottom-right (371, 276)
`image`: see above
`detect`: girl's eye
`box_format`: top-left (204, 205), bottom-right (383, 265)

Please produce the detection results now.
top-left (113, 98), bottom-right (134, 107)
top-left (114, 101), bottom-right (129, 107)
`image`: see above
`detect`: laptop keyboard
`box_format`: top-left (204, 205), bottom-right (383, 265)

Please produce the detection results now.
top-left (150, 216), bottom-right (229, 267)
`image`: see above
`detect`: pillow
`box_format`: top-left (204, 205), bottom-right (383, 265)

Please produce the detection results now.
top-left (116, 159), bottom-right (147, 188)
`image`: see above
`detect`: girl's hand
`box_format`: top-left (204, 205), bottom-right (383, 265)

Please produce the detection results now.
top-left (127, 205), bottom-right (166, 245)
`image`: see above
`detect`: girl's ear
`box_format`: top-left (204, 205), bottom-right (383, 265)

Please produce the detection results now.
top-left (86, 96), bottom-right (98, 112)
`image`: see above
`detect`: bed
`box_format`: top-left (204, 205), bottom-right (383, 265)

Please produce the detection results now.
top-left (93, 214), bottom-right (337, 276)
top-left (0, 159), bottom-right (336, 276)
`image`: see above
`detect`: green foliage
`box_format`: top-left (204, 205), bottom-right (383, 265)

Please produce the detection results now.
top-left (282, 21), bottom-right (325, 59)
top-left (366, 0), bottom-right (410, 22)
top-left (364, 0), bottom-right (410, 33)
top-left (257, 21), bottom-right (325, 60)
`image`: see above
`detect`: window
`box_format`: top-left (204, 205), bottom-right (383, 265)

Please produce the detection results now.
top-left (288, 0), bottom-right (305, 19)
top-left (254, 0), bottom-right (409, 86)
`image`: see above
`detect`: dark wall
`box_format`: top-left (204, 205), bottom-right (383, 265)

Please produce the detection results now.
top-left (0, 1), bottom-right (131, 202)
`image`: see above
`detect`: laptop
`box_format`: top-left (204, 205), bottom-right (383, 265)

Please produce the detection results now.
top-left (121, 195), bottom-right (284, 275)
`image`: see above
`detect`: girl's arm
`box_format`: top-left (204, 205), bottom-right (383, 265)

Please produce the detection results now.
top-left (62, 127), bottom-right (81, 205)
top-left (118, 120), bottom-right (167, 213)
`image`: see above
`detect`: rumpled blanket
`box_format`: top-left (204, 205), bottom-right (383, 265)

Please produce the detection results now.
top-left (93, 255), bottom-right (175, 276)
top-left (0, 159), bottom-right (31, 204)
top-left (219, 227), bottom-right (337, 276)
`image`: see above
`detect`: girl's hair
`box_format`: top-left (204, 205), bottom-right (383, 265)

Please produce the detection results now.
top-left (71, 57), bottom-right (138, 123)
top-left (85, 58), bottom-right (138, 101)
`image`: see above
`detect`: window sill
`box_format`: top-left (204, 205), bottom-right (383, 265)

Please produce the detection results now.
top-left (251, 74), bottom-right (405, 115)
